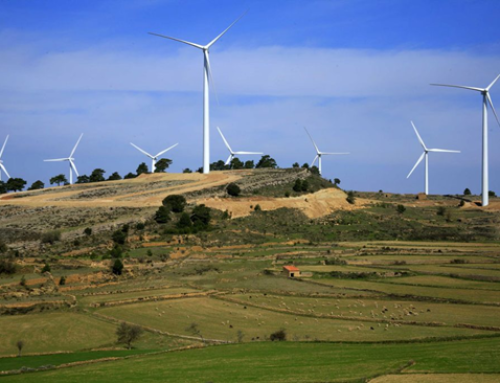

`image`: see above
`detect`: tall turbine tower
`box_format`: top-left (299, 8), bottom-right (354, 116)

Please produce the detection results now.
top-left (217, 127), bottom-right (263, 166)
top-left (44, 133), bottom-right (83, 185)
top-left (406, 121), bottom-right (460, 195)
top-left (304, 127), bottom-right (349, 176)
top-left (149, 13), bottom-right (245, 174)
top-left (0, 135), bottom-right (11, 181)
top-left (431, 74), bottom-right (500, 206)
top-left (130, 142), bottom-right (178, 172)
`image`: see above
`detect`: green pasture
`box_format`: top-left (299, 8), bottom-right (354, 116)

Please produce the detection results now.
top-left (3, 338), bottom-right (500, 383)
top-left (383, 275), bottom-right (500, 291)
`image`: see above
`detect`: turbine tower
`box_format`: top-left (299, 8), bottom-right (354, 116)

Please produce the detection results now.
top-left (304, 127), bottom-right (349, 176)
top-left (217, 127), bottom-right (263, 166)
top-left (406, 121), bottom-right (460, 195)
top-left (44, 133), bottom-right (83, 185)
top-left (0, 135), bottom-right (11, 181)
top-left (149, 13), bottom-right (245, 174)
top-left (130, 142), bottom-right (178, 172)
top-left (431, 74), bottom-right (500, 206)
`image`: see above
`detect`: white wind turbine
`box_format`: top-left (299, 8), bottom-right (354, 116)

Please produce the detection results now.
top-left (130, 142), bottom-right (178, 172)
top-left (149, 13), bottom-right (245, 175)
top-left (431, 74), bottom-right (500, 206)
top-left (217, 127), bottom-right (263, 166)
top-left (304, 127), bottom-right (349, 176)
top-left (406, 122), bottom-right (460, 195)
top-left (44, 133), bottom-right (83, 185)
top-left (0, 135), bottom-right (11, 181)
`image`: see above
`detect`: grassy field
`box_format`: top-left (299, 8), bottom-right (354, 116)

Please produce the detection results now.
top-left (2, 338), bottom-right (500, 383)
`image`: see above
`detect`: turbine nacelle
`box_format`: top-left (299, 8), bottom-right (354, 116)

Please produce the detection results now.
top-left (130, 142), bottom-right (178, 171)
top-left (217, 127), bottom-right (263, 166)
top-left (44, 133), bottom-right (83, 184)
top-left (304, 127), bottom-right (349, 176)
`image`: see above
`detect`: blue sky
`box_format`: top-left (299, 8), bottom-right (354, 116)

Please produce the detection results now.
top-left (1, 0), bottom-right (500, 194)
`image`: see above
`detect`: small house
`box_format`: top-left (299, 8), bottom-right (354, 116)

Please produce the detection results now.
top-left (283, 265), bottom-right (300, 278)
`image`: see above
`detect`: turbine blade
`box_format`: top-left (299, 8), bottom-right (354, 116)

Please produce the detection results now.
top-left (130, 143), bottom-right (154, 159)
top-left (69, 159), bottom-right (79, 177)
top-left (233, 151), bottom-right (264, 155)
top-left (407, 152), bottom-right (425, 179)
top-left (225, 154), bottom-right (232, 166)
top-left (70, 133), bottom-right (84, 157)
top-left (486, 93), bottom-right (500, 128)
top-left (148, 32), bottom-right (203, 49)
top-left (217, 127), bottom-right (233, 153)
top-left (206, 11), bottom-right (247, 48)
top-left (44, 158), bottom-right (69, 162)
top-left (304, 127), bottom-right (320, 154)
top-left (0, 163), bottom-right (10, 179)
top-left (204, 50), bottom-right (219, 105)
top-left (430, 83), bottom-right (483, 92)
top-left (311, 155), bottom-right (319, 167)
top-left (0, 135), bottom-right (8, 158)
top-left (428, 149), bottom-right (460, 153)
top-left (411, 121), bottom-right (427, 151)
top-left (320, 152), bottom-right (350, 155)
top-left (155, 143), bottom-right (179, 158)
top-left (486, 74), bottom-right (500, 91)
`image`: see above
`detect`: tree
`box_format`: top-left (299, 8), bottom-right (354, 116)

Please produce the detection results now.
top-left (59, 276), bottom-right (66, 286)
top-left (123, 172), bottom-right (136, 179)
top-left (183, 168), bottom-right (193, 173)
top-left (244, 160), bottom-right (254, 169)
top-left (489, 190), bottom-right (497, 197)
top-left (108, 172), bottom-right (122, 181)
top-left (84, 227), bottom-right (92, 236)
top-left (310, 166), bottom-right (320, 176)
top-left (112, 259), bottom-right (124, 275)
top-left (346, 191), bottom-right (356, 204)
top-left (334, 178), bottom-right (341, 186)
top-left (293, 179), bottom-right (303, 192)
top-left (397, 204), bottom-right (406, 214)
top-left (256, 155), bottom-right (277, 169)
top-left (28, 180), bottom-right (44, 190)
top-left (226, 183), bottom-right (241, 197)
top-left (301, 180), bottom-right (309, 192)
top-left (464, 188), bottom-right (471, 196)
top-left (292, 162), bottom-right (299, 168)
top-left (301, 163), bottom-right (309, 169)
top-left (136, 162), bottom-right (148, 175)
top-left (90, 168), bottom-right (106, 183)
top-left (0, 181), bottom-right (6, 194)
top-left (50, 174), bottom-right (67, 186)
top-left (154, 206), bottom-right (171, 224)
top-left (185, 322), bottom-right (205, 345)
top-left (162, 195), bottom-right (187, 213)
top-left (210, 160), bottom-right (227, 171)
top-left (191, 204), bottom-right (211, 229)
top-left (116, 322), bottom-right (143, 349)
top-left (41, 263), bottom-right (51, 273)
top-left (112, 229), bottom-right (127, 245)
top-left (76, 175), bottom-right (90, 183)
top-left (270, 329), bottom-right (286, 341)
top-left (154, 158), bottom-right (172, 173)
top-left (16, 340), bottom-right (24, 357)
top-left (230, 157), bottom-right (244, 170)
top-left (177, 212), bottom-right (192, 229)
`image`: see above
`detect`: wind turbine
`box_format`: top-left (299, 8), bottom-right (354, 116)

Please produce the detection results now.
top-left (44, 133), bottom-right (83, 185)
top-left (130, 142), bottom-right (178, 172)
top-left (406, 121), bottom-right (460, 195)
top-left (149, 13), bottom-right (245, 175)
top-left (0, 135), bottom-right (11, 181)
top-left (217, 127), bottom-right (263, 166)
top-left (304, 127), bottom-right (349, 176)
top-left (431, 74), bottom-right (500, 206)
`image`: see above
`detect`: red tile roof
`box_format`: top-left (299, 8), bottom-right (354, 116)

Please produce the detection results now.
top-left (283, 265), bottom-right (300, 272)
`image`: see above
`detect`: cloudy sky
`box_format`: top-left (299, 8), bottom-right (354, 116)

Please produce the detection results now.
top-left (1, 0), bottom-right (500, 194)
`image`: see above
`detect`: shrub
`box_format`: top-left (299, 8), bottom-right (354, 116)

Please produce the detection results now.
top-left (346, 191), bottom-right (356, 204)
top-left (0, 258), bottom-right (16, 274)
top-left (112, 259), bottom-right (124, 275)
top-left (437, 206), bottom-right (446, 216)
top-left (226, 183), bottom-right (241, 197)
top-left (284, 191), bottom-right (290, 198)
top-left (177, 212), bottom-right (192, 229)
top-left (83, 227), bottom-right (92, 236)
top-left (301, 180), bottom-right (309, 192)
top-left (59, 276), bottom-right (66, 285)
top-left (0, 240), bottom-right (7, 253)
top-left (112, 230), bottom-right (127, 245)
top-left (154, 206), bottom-right (171, 224)
top-left (41, 263), bottom-right (51, 273)
top-left (459, 200), bottom-right (465, 207)
top-left (254, 204), bottom-right (262, 212)
top-left (293, 179), bottom-right (303, 192)
top-left (162, 195), bottom-right (187, 213)
top-left (270, 329), bottom-right (287, 341)
top-left (20, 275), bottom-right (26, 287)
top-left (191, 204), bottom-right (211, 229)
top-left (397, 204), bottom-right (406, 214)
top-left (41, 230), bottom-right (61, 245)
top-left (135, 222), bottom-right (145, 230)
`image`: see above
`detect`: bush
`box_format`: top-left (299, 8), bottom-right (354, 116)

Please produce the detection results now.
top-left (397, 204), bottom-right (406, 214)
top-left (226, 183), bottom-right (241, 197)
top-left (41, 231), bottom-right (61, 245)
top-left (0, 258), bottom-right (16, 274)
top-left (346, 191), bottom-right (356, 204)
top-left (59, 276), bottom-right (66, 286)
top-left (41, 263), bottom-right (51, 273)
top-left (112, 230), bottom-right (127, 245)
top-left (254, 204), bottom-right (262, 212)
top-left (135, 222), bottom-right (145, 230)
top-left (112, 259), bottom-right (124, 275)
top-left (293, 179), bottom-right (303, 192)
top-left (162, 195), bottom-right (187, 213)
top-left (437, 206), bottom-right (446, 216)
top-left (83, 227), bottom-right (92, 236)
top-left (154, 206), bottom-right (171, 224)
top-left (177, 212), bottom-right (192, 229)
top-left (270, 329), bottom-right (287, 341)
